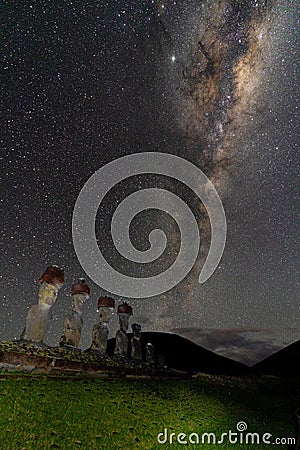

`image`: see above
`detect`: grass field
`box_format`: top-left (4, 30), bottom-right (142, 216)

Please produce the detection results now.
top-left (0, 373), bottom-right (298, 449)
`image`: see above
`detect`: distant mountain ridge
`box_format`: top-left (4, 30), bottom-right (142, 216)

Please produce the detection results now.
top-left (109, 332), bottom-right (298, 377)
top-left (252, 340), bottom-right (299, 376)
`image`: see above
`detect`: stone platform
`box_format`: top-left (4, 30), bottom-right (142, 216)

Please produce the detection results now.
top-left (0, 341), bottom-right (189, 379)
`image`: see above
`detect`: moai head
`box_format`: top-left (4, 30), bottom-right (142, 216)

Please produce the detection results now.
top-left (146, 342), bottom-right (153, 352)
top-left (38, 283), bottom-right (58, 307)
top-left (70, 279), bottom-right (90, 314)
top-left (132, 323), bottom-right (141, 339)
top-left (38, 265), bottom-right (64, 307)
top-left (117, 302), bottom-right (133, 333)
top-left (97, 296), bottom-right (115, 324)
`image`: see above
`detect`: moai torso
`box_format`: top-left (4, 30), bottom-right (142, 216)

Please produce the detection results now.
top-left (60, 305), bottom-right (83, 348)
top-left (114, 304), bottom-right (132, 357)
top-left (21, 266), bottom-right (64, 343)
top-left (131, 323), bottom-right (142, 361)
top-left (90, 297), bottom-right (115, 354)
top-left (115, 328), bottom-right (128, 357)
top-left (91, 322), bottom-right (109, 353)
top-left (60, 280), bottom-right (90, 348)
top-left (21, 282), bottom-right (59, 343)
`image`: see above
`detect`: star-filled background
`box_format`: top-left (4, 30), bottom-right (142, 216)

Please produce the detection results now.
top-left (1, 0), bottom-right (299, 364)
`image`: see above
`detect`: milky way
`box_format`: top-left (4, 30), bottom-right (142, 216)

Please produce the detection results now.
top-left (150, 1), bottom-right (299, 329)
top-left (0, 0), bottom-right (299, 363)
top-left (160, 1), bottom-right (282, 192)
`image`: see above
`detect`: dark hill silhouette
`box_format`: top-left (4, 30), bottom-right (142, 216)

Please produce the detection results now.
top-left (253, 340), bottom-right (299, 376)
top-left (107, 331), bottom-right (248, 375)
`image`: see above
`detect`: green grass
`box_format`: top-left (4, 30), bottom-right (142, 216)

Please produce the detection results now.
top-left (0, 373), bottom-right (298, 449)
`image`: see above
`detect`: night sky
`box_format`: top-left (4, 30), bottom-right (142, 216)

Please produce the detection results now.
top-left (1, 0), bottom-right (299, 364)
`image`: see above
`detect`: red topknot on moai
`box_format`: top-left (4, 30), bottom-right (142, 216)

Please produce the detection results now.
top-left (39, 265), bottom-right (64, 288)
top-left (90, 296), bottom-right (115, 354)
top-left (60, 278), bottom-right (90, 348)
top-left (114, 302), bottom-right (133, 357)
top-left (21, 265), bottom-right (64, 343)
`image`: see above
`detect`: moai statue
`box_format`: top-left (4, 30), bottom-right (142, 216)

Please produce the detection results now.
top-left (131, 323), bottom-right (142, 361)
top-left (21, 265), bottom-right (64, 343)
top-left (90, 296), bottom-right (115, 354)
top-left (146, 342), bottom-right (156, 365)
top-left (157, 352), bottom-right (166, 369)
top-left (114, 302), bottom-right (133, 357)
top-left (59, 279), bottom-right (90, 348)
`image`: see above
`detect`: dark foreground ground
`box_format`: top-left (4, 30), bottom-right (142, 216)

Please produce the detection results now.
top-left (0, 372), bottom-right (298, 450)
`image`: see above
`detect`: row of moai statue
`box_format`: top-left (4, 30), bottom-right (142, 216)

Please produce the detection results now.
top-left (20, 265), bottom-right (154, 362)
